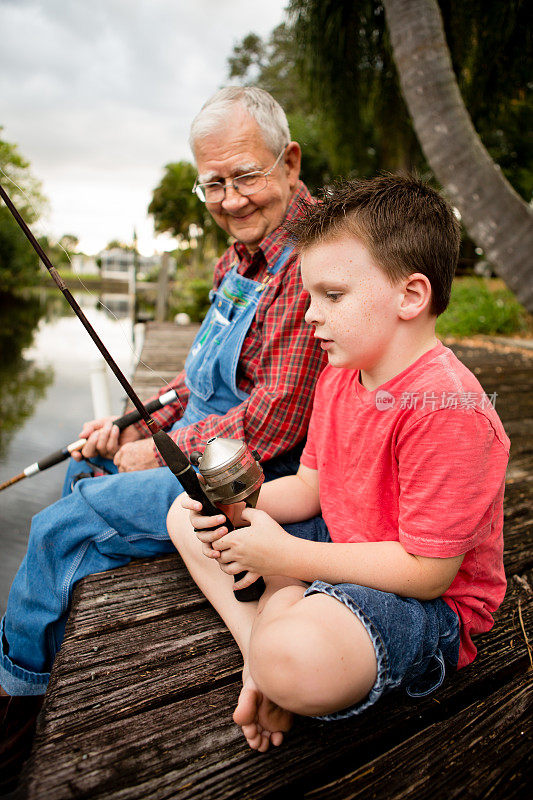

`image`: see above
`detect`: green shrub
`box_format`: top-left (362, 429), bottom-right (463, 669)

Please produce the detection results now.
top-left (436, 277), bottom-right (531, 338)
top-left (170, 278), bottom-right (211, 323)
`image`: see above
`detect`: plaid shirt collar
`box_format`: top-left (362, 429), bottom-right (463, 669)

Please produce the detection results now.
top-left (232, 180), bottom-right (312, 276)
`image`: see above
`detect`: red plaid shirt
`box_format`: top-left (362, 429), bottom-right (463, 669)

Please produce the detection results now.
top-left (144, 180), bottom-right (327, 464)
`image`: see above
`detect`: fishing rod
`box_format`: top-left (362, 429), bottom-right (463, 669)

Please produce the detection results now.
top-left (0, 181), bottom-right (265, 602)
top-left (0, 389), bottom-right (179, 491)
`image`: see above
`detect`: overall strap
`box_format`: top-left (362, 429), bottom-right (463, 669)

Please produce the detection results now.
top-left (268, 245), bottom-right (294, 276)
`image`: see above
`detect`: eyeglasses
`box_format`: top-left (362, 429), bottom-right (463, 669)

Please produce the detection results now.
top-left (192, 146), bottom-right (287, 203)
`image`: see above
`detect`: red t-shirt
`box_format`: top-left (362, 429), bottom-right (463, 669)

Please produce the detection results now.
top-left (301, 342), bottom-right (510, 668)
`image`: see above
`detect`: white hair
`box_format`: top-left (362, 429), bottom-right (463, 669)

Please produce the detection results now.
top-left (189, 86), bottom-right (291, 157)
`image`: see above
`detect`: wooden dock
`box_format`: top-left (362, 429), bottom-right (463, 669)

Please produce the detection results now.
top-left (18, 325), bottom-right (532, 799)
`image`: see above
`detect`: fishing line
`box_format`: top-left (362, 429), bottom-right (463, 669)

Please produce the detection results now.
top-left (0, 164), bottom-right (191, 418)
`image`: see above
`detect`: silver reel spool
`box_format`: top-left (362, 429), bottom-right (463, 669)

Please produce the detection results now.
top-left (196, 436), bottom-right (264, 508)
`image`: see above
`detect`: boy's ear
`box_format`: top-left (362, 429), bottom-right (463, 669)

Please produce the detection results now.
top-left (398, 273), bottom-right (433, 320)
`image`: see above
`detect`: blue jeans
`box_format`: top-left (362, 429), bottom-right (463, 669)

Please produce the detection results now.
top-left (283, 515), bottom-right (461, 721)
top-left (0, 447), bottom-right (301, 695)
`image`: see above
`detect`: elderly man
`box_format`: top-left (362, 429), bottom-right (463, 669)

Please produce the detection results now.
top-left (0, 86), bottom-right (325, 788)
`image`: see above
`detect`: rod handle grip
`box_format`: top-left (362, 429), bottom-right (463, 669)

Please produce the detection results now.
top-left (37, 448), bottom-right (72, 471)
top-left (233, 573), bottom-right (266, 601)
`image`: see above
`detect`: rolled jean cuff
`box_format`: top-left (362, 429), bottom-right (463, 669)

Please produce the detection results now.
top-left (0, 617), bottom-right (49, 696)
top-left (303, 580), bottom-right (388, 721)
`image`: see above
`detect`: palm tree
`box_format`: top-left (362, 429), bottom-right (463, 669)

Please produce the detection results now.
top-left (289, 0), bottom-right (532, 310)
top-left (382, 0), bottom-right (533, 310)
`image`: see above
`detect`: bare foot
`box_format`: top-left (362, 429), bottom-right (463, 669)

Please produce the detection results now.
top-left (233, 671), bottom-right (293, 752)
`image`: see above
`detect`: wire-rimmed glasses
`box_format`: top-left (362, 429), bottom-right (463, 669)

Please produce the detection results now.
top-left (192, 146), bottom-right (287, 203)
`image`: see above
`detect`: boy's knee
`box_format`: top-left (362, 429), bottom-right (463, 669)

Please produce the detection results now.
top-left (257, 581), bottom-right (306, 617)
top-left (250, 613), bottom-right (334, 716)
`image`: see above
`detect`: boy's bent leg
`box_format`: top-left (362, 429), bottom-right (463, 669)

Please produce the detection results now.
top-left (168, 501), bottom-right (298, 750)
top-left (0, 466), bottom-right (181, 696)
top-left (167, 499), bottom-right (305, 661)
top-left (232, 578), bottom-right (309, 751)
top-left (248, 588), bottom-right (378, 718)
top-left (167, 499), bottom-right (259, 658)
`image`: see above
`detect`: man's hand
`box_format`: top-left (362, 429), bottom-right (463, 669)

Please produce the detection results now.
top-left (73, 416), bottom-right (143, 461)
top-left (215, 508), bottom-right (292, 579)
top-left (113, 439), bottom-right (160, 472)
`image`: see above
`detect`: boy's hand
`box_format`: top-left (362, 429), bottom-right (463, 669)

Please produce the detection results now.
top-left (215, 508), bottom-right (292, 577)
top-left (181, 495), bottom-right (248, 558)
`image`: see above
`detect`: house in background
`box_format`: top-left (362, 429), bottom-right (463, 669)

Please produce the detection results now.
top-left (70, 253), bottom-right (99, 275)
top-left (99, 247), bottom-right (160, 280)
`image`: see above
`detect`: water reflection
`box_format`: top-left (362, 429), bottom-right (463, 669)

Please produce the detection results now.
top-left (0, 287), bottom-right (143, 458)
top-left (0, 287), bottom-right (144, 614)
top-left (0, 292), bottom-right (53, 457)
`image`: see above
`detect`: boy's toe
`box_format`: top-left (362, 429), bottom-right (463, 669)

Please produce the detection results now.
top-left (257, 732), bottom-right (271, 752)
top-left (241, 722), bottom-right (259, 739)
top-left (233, 682), bottom-right (260, 727)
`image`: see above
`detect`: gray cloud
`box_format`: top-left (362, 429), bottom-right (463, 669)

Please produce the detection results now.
top-left (0, 0), bottom-right (286, 251)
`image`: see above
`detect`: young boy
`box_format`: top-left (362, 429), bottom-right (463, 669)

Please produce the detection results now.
top-left (167, 175), bottom-right (510, 752)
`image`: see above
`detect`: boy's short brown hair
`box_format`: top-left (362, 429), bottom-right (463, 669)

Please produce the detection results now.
top-left (288, 174), bottom-right (461, 315)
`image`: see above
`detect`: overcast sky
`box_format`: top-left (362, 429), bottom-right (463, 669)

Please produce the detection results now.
top-left (0, 0), bottom-right (288, 254)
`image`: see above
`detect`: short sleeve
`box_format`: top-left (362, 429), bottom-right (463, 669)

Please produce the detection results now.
top-left (397, 409), bottom-right (509, 557)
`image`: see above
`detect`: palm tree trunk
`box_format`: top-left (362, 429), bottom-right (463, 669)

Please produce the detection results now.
top-left (383, 0), bottom-right (533, 312)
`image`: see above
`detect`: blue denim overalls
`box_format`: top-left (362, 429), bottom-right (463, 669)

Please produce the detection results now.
top-left (0, 247), bottom-right (298, 695)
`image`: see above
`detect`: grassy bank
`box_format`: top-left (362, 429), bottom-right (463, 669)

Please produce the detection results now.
top-left (436, 277), bottom-right (532, 338)
top-left (36, 269), bottom-right (103, 286)
top-left (36, 270), bottom-right (158, 292)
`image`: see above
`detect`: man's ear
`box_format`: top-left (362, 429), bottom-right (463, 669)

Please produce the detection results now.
top-left (398, 273), bottom-right (433, 320)
top-left (284, 141), bottom-right (301, 189)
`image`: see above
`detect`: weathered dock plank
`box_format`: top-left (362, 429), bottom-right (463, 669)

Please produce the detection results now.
top-left (18, 329), bottom-right (533, 799)
top-left (131, 322), bottom-right (200, 399)
top-left (20, 570), bottom-right (533, 799)
top-left (305, 672), bottom-right (532, 800)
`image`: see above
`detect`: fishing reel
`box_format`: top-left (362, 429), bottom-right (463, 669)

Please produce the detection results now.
top-left (191, 437), bottom-right (266, 602)
top-left (193, 437), bottom-right (264, 508)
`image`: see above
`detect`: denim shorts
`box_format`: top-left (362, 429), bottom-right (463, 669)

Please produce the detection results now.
top-left (283, 515), bottom-right (461, 721)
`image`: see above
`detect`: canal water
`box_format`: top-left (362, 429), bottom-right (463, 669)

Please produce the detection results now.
top-left (0, 290), bottom-right (143, 615)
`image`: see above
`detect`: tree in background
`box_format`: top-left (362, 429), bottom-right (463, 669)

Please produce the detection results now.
top-left (148, 161), bottom-right (230, 320)
top-left (148, 161), bottom-right (228, 263)
top-left (59, 234), bottom-right (79, 253)
top-left (37, 233), bottom-right (81, 273)
top-left (0, 129), bottom-right (47, 291)
top-left (229, 1), bottom-right (532, 308)
top-left (228, 24), bottom-right (334, 192)
top-left (381, 0), bottom-right (532, 310)
top-left (105, 239), bottom-right (136, 251)
top-left (289, 0), bottom-right (531, 200)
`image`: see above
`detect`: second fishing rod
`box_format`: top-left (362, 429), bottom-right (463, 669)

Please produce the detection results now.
top-left (0, 390), bottom-right (180, 492)
top-left (0, 181), bottom-right (265, 603)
